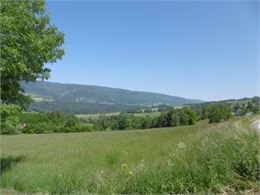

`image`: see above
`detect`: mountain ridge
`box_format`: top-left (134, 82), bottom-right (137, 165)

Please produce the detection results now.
top-left (22, 81), bottom-right (202, 114)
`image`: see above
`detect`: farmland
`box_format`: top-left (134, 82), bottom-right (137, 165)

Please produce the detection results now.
top-left (76, 112), bottom-right (121, 120)
top-left (1, 116), bottom-right (259, 194)
top-left (76, 112), bottom-right (161, 121)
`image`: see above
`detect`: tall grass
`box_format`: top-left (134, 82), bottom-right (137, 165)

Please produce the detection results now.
top-left (0, 117), bottom-right (259, 194)
top-left (118, 117), bottom-right (260, 194)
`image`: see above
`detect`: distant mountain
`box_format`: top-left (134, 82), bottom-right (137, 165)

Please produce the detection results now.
top-left (22, 81), bottom-right (202, 114)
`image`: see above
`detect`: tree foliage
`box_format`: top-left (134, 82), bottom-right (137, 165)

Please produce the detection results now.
top-left (15, 112), bottom-right (93, 134)
top-left (0, 0), bottom-right (64, 109)
top-left (162, 107), bottom-right (197, 127)
top-left (207, 104), bottom-right (232, 123)
top-left (91, 107), bottom-right (198, 131)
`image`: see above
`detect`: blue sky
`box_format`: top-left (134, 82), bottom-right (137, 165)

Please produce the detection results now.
top-left (46, 0), bottom-right (259, 101)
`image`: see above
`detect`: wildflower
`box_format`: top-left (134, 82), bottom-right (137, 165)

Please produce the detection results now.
top-left (121, 163), bottom-right (128, 168)
top-left (121, 163), bottom-right (129, 171)
top-left (121, 163), bottom-right (134, 177)
top-left (178, 142), bottom-right (186, 149)
top-left (128, 171), bottom-right (133, 176)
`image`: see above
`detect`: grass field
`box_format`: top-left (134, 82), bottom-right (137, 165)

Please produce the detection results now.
top-left (0, 116), bottom-right (259, 194)
top-left (131, 112), bottom-right (161, 117)
top-left (76, 111), bottom-right (161, 121)
top-left (76, 112), bottom-right (120, 120)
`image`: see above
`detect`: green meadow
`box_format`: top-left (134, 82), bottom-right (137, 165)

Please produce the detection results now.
top-left (76, 111), bottom-right (161, 121)
top-left (0, 116), bottom-right (259, 194)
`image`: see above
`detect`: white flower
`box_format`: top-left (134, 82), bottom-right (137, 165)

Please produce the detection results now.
top-left (178, 142), bottom-right (186, 149)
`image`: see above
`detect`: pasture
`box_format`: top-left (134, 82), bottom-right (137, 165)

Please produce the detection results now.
top-left (76, 112), bottom-right (120, 120)
top-left (76, 111), bottom-right (161, 121)
top-left (0, 116), bottom-right (259, 194)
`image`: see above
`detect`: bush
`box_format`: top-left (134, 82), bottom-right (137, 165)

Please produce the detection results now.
top-left (18, 112), bottom-right (92, 134)
top-left (77, 124), bottom-right (94, 132)
top-left (0, 104), bottom-right (20, 134)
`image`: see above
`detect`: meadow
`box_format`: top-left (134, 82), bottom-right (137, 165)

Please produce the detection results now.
top-left (0, 116), bottom-right (259, 194)
top-left (76, 112), bottom-right (121, 120)
top-left (76, 111), bottom-right (161, 121)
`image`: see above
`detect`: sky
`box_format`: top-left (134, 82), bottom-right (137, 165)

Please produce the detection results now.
top-left (45, 0), bottom-right (259, 101)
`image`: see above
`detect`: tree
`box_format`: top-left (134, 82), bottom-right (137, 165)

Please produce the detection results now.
top-left (252, 103), bottom-right (259, 114)
top-left (252, 96), bottom-right (260, 104)
top-left (170, 107), bottom-right (197, 127)
top-left (207, 104), bottom-right (232, 123)
top-left (118, 114), bottom-right (128, 130)
top-left (246, 102), bottom-right (254, 112)
top-left (184, 107), bottom-right (197, 125)
top-left (0, 0), bottom-right (64, 109)
top-left (156, 112), bottom-right (171, 127)
top-left (170, 109), bottom-right (180, 127)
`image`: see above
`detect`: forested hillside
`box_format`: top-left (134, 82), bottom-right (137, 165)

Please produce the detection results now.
top-left (22, 81), bottom-right (202, 114)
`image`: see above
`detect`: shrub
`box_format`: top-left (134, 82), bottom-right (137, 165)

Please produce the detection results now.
top-left (77, 124), bottom-right (94, 132)
top-left (19, 112), bottom-right (90, 134)
top-left (33, 122), bottom-right (49, 134)
top-left (0, 104), bottom-right (20, 134)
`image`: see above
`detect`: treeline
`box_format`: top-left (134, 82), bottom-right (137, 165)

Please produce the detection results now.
top-left (91, 107), bottom-right (197, 130)
top-left (0, 105), bottom-right (198, 134)
top-left (191, 96), bottom-right (260, 121)
top-left (91, 97), bottom-right (260, 131)
top-left (232, 98), bottom-right (260, 116)
top-left (90, 104), bottom-right (234, 131)
top-left (0, 106), bottom-right (94, 135)
top-left (1, 97), bottom-right (259, 135)
top-left (29, 101), bottom-right (133, 114)
top-left (19, 112), bottom-right (94, 134)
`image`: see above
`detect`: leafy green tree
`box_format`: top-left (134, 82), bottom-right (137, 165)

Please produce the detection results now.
top-left (19, 112), bottom-right (85, 134)
top-left (65, 117), bottom-right (80, 129)
top-left (131, 116), bottom-right (141, 129)
top-left (0, 0), bottom-right (64, 109)
top-left (170, 109), bottom-right (181, 127)
top-left (140, 116), bottom-right (153, 129)
top-left (184, 107), bottom-right (197, 125)
top-left (170, 107), bottom-right (197, 127)
top-left (118, 114), bottom-right (128, 130)
top-left (157, 112), bottom-right (172, 127)
top-left (246, 102), bottom-right (254, 112)
top-left (252, 103), bottom-right (259, 114)
top-left (252, 96), bottom-right (260, 104)
top-left (207, 104), bottom-right (232, 123)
